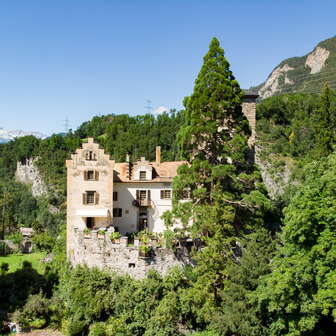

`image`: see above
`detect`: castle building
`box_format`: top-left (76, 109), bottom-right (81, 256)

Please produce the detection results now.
top-left (66, 93), bottom-right (257, 276)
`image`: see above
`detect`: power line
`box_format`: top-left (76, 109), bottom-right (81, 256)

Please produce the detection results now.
top-left (63, 118), bottom-right (70, 133)
top-left (144, 100), bottom-right (153, 114)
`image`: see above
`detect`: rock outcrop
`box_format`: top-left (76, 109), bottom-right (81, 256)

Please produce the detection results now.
top-left (305, 46), bottom-right (330, 74)
top-left (15, 158), bottom-right (48, 197)
top-left (259, 64), bottom-right (294, 98)
top-left (252, 36), bottom-right (336, 98)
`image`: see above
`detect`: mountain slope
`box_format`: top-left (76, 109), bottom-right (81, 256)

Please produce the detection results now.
top-left (253, 36), bottom-right (336, 99)
top-left (0, 128), bottom-right (47, 143)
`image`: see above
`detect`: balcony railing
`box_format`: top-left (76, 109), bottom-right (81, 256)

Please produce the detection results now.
top-left (137, 198), bottom-right (152, 207)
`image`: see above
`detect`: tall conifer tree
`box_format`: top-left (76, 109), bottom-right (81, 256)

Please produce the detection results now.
top-left (314, 83), bottom-right (336, 157)
top-left (168, 38), bottom-right (270, 325)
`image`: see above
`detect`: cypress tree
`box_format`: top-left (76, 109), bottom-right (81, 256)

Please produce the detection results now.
top-left (168, 38), bottom-right (271, 326)
top-left (314, 83), bottom-right (336, 157)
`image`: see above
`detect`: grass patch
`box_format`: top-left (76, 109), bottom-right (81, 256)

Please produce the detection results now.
top-left (0, 252), bottom-right (46, 274)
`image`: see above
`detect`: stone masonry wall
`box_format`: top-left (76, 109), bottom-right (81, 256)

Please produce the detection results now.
top-left (242, 99), bottom-right (256, 148)
top-left (69, 231), bottom-right (192, 279)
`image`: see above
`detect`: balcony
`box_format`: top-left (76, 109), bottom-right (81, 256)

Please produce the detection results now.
top-left (137, 198), bottom-right (152, 207)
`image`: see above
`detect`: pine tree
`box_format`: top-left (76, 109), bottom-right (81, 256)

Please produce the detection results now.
top-left (314, 83), bottom-right (336, 157)
top-left (168, 38), bottom-right (271, 326)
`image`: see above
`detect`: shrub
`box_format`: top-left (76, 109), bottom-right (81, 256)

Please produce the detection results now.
top-left (88, 322), bottom-right (106, 336)
top-left (32, 232), bottom-right (55, 252)
top-left (7, 232), bottom-right (24, 245)
top-left (12, 292), bottom-right (49, 329)
top-left (0, 262), bottom-right (9, 274)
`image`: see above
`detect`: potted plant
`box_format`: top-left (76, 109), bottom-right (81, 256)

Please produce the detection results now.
top-left (83, 228), bottom-right (91, 238)
top-left (110, 232), bottom-right (121, 244)
top-left (97, 230), bottom-right (105, 239)
top-left (139, 245), bottom-right (152, 258)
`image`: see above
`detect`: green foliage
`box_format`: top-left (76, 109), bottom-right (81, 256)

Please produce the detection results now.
top-left (55, 265), bottom-right (193, 336)
top-left (33, 232), bottom-right (55, 253)
top-left (7, 232), bottom-right (23, 245)
top-left (75, 110), bottom-right (184, 163)
top-left (12, 292), bottom-right (63, 330)
top-left (0, 262), bottom-right (9, 274)
top-left (257, 92), bottom-right (318, 159)
top-left (109, 232), bottom-right (121, 240)
top-left (313, 83), bottom-right (336, 157)
top-left (256, 153), bottom-right (336, 335)
top-left (0, 259), bottom-right (58, 316)
top-left (166, 37), bottom-right (272, 328)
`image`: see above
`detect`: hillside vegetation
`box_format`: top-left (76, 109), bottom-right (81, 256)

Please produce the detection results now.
top-left (253, 36), bottom-right (336, 98)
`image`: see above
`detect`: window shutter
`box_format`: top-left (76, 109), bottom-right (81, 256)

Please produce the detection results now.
top-left (136, 190), bottom-right (140, 200)
top-left (95, 171), bottom-right (99, 181)
top-left (84, 171), bottom-right (88, 181)
top-left (95, 192), bottom-right (99, 205)
top-left (83, 193), bottom-right (87, 205)
top-left (160, 190), bottom-right (164, 199)
top-left (113, 192), bottom-right (118, 201)
top-left (147, 190), bottom-right (151, 200)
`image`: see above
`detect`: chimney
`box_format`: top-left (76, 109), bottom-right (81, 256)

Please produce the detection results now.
top-left (156, 146), bottom-right (161, 165)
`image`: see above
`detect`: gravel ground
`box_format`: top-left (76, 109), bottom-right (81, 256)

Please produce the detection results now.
top-left (17, 330), bottom-right (63, 336)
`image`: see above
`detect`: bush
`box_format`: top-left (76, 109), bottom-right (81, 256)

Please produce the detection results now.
top-left (0, 241), bottom-right (10, 256)
top-left (0, 262), bottom-right (9, 274)
top-left (7, 232), bottom-right (23, 245)
top-left (88, 322), bottom-right (106, 336)
top-left (12, 293), bottom-right (49, 329)
top-left (32, 232), bottom-right (55, 252)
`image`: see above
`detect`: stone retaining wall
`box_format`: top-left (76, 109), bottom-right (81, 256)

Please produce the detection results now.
top-left (69, 231), bottom-right (193, 279)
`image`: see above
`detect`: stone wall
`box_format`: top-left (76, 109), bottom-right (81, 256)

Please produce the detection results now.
top-left (242, 98), bottom-right (256, 148)
top-left (15, 158), bottom-right (48, 197)
top-left (69, 231), bottom-right (192, 279)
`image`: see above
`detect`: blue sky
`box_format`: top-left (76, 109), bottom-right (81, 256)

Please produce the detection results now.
top-left (0, 0), bottom-right (335, 135)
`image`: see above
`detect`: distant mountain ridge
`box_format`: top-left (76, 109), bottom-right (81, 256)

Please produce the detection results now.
top-left (0, 128), bottom-right (47, 143)
top-left (252, 36), bottom-right (336, 99)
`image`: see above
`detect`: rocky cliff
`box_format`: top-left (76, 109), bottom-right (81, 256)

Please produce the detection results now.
top-left (252, 36), bottom-right (336, 98)
top-left (15, 158), bottom-right (48, 197)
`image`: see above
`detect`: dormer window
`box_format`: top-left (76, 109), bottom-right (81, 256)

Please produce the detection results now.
top-left (85, 151), bottom-right (97, 161)
top-left (139, 171), bottom-right (146, 180)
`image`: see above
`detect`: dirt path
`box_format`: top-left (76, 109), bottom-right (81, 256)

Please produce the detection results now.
top-left (17, 330), bottom-right (63, 336)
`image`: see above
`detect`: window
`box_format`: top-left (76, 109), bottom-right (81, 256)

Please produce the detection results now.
top-left (83, 191), bottom-right (99, 205)
top-left (87, 170), bottom-right (94, 180)
top-left (139, 190), bottom-right (147, 200)
top-left (87, 191), bottom-right (95, 204)
top-left (85, 151), bottom-right (97, 161)
top-left (84, 170), bottom-right (99, 181)
top-left (113, 191), bottom-right (118, 201)
top-left (113, 208), bottom-right (122, 217)
top-left (139, 171), bottom-right (147, 180)
top-left (160, 190), bottom-right (171, 199)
